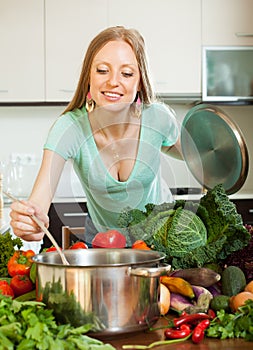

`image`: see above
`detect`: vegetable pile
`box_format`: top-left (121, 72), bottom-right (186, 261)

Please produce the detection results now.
top-left (223, 224), bottom-right (253, 282)
top-left (0, 231), bottom-right (22, 277)
top-left (0, 295), bottom-right (116, 350)
top-left (118, 184), bottom-right (251, 269)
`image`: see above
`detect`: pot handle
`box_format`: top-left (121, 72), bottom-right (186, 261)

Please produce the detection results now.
top-left (127, 264), bottom-right (171, 278)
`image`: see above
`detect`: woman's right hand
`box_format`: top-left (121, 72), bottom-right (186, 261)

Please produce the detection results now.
top-left (9, 200), bottom-right (49, 242)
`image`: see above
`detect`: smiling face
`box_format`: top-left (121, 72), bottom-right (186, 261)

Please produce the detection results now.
top-left (89, 40), bottom-right (141, 110)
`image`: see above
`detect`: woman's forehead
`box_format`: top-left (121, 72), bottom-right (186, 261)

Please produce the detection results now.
top-left (92, 40), bottom-right (138, 66)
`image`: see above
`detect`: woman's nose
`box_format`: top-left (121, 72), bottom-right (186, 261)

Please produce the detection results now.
top-left (107, 71), bottom-right (120, 86)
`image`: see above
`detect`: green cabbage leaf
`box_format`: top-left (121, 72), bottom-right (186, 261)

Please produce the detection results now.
top-left (118, 184), bottom-right (251, 269)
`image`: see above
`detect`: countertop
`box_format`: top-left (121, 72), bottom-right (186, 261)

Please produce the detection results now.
top-left (106, 317), bottom-right (251, 350)
top-left (51, 190), bottom-right (253, 203)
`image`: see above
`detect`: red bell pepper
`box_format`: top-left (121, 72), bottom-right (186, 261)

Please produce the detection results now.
top-left (7, 250), bottom-right (35, 277)
top-left (132, 240), bottom-right (151, 250)
top-left (92, 230), bottom-right (126, 248)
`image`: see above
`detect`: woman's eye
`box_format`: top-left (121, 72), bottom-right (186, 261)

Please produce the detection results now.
top-left (122, 72), bottom-right (134, 78)
top-left (96, 68), bottom-right (108, 74)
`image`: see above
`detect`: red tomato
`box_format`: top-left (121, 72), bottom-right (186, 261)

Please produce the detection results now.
top-left (92, 230), bottom-right (126, 248)
top-left (70, 242), bottom-right (88, 249)
top-left (10, 275), bottom-right (34, 297)
top-left (45, 246), bottom-right (58, 252)
top-left (132, 240), bottom-right (151, 250)
top-left (0, 280), bottom-right (15, 298)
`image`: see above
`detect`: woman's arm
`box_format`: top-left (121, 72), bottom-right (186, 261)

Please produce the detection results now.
top-left (10, 150), bottom-right (66, 241)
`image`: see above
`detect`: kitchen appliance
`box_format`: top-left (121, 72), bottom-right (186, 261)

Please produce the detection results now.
top-left (181, 104), bottom-right (249, 195)
top-left (32, 249), bottom-right (170, 338)
top-left (202, 46), bottom-right (253, 102)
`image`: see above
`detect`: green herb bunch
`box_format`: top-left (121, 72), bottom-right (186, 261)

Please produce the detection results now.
top-left (0, 295), bottom-right (115, 350)
top-left (207, 299), bottom-right (253, 341)
top-left (0, 231), bottom-right (22, 277)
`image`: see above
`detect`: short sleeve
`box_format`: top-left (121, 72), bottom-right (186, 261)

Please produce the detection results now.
top-left (43, 113), bottom-right (83, 160)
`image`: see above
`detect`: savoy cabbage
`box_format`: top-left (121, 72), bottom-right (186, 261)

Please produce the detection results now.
top-left (118, 184), bottom-right (251, 269)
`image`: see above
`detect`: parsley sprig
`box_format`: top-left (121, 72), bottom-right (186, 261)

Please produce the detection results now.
top-left (0, 295), bottom-right (115, 350)
top-left (207, 299), bottom-right (253, 341)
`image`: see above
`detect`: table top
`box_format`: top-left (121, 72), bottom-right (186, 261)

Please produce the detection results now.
top-left (106, 317), bottom-right (251, 350)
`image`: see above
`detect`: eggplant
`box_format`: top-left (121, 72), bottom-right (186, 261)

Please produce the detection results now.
top-left (170, 292), bottom-right (193, 312)
top-left (169, 268), bottom-right (221, 287)
top-left (207, 283), bottom-right (221, 297)
top-left (192, 285), bottom-right (213, 311)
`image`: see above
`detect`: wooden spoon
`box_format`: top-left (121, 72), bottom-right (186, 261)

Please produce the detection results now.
top-left (3, 191), bottom-right (69, 265)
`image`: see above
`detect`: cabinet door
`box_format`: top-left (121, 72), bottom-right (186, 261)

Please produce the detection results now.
top-left (202, 0), bottom-right (253, 45)
top-left (0, 0), bottom-right (44, 102)
top-left (45, 0), bottom-right (107, 102)
top-left (108, 0), bottom-right (201, 95)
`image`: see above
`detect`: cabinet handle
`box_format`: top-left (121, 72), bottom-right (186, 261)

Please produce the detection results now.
top-left (59, 89), bottom-right (74, 93)
top-left (0, 90), bottom-right (8, 93)
top-left (248, 209), bottom-right (253, 214)
top-left (63, 212), bottom-right (88, 217)
top-left (235, 32), bottom-right (253, 37)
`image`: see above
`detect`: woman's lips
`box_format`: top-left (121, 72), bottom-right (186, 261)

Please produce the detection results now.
top-left (102, 91), bottom-right (123, 101)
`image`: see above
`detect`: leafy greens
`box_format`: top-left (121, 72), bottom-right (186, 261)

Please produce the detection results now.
top-left (207, 299), bottom-right (253, 341)
top-left (0, 230), bottom-right (22, 277)
top-left (0, 295), bottom-right (116, 350)
top-left (118, 184), bottom-right (250, 269)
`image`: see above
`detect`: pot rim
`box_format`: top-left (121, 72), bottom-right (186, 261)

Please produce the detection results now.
top-left (32, 248), bottom-right (166, 268)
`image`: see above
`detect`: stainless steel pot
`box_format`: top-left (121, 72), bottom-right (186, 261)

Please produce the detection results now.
top-left (32, 249), bottom-right (170, 338)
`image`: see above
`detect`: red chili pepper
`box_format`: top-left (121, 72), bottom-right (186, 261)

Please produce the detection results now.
top-left (180, 311), bottom-right (188, 317)
top-left (172, 313), bottom-right (210, 328)
top-left (192, 319), bottom-right (210, 344)
top-left (207, 308), bottom-right (216, 320)
top-left (164, 324), bottom-right (191, 340)
top-left (7, 250), bottom-right (35, 277)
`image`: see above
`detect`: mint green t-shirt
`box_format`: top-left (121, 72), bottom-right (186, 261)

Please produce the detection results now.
top-left (44, 103), bottom-right (179, 235)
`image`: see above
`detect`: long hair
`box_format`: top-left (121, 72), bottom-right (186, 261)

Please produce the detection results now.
top-left (62, 26), bottom-right (155, 114)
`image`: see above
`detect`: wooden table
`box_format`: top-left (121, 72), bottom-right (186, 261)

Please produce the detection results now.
top-left (105, 317), bottom-right (251, 350)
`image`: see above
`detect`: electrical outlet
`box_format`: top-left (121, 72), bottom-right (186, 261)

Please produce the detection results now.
top-left (10, 153), bottom-right (37, 164)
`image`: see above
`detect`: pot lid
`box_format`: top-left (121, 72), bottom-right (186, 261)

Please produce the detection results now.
top-left (180, 104), bottom-right (249, 195)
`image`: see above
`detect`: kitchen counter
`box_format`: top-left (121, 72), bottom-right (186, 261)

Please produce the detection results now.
top-left (107, 317), bottom-right (250, 349)
top-left (51, 189), bottom-right (253, 203)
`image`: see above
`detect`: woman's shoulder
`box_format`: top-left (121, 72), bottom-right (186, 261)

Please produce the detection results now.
top-left (62, 106), bottom-right (87, 122)
top-left (143, 102), bottom-right (176, 123)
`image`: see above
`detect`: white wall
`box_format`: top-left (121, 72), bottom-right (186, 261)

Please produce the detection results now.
top-left (0, 104), bottom-right (252, 196)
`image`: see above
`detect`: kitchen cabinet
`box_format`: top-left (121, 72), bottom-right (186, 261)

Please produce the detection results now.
top-left (45, 0), bottom-right (201, 100)
top-left (45, 0), bottom-right (107, 101)
top-left (0, 0), bottom-right (44, 102)
top-left (108, 0), bottom-right (202, 95)
top-left (42, 202), bottom-right (87, 249)
top-left (202, 0), bottom-right (253, 46)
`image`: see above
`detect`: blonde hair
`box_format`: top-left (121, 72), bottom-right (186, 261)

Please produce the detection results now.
top-left (62, 26), bottom-right (155, 114)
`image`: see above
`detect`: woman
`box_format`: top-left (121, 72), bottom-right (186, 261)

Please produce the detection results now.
top-left (10, 26), bottom-right (182, 246)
